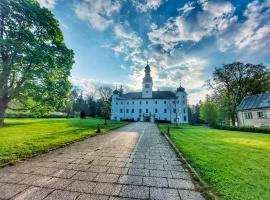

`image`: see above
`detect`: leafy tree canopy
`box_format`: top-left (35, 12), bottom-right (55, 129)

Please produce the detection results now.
top-left (0, 0), bottom-right (74, 125)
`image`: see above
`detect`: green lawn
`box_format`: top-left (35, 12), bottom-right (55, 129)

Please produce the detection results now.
top-left (0, 118), bottom-right (127, 166)
top-left (159, 124), bottom-right (270, 200)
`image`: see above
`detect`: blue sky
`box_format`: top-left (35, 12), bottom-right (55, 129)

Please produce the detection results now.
top-left (38, 0), bottom-right (270, 104)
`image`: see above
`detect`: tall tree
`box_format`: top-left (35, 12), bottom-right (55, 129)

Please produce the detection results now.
top-left (0, 0), bottom-right (74, 126)
top-left (97, 86), bottom-right (112, 125)
top-left (207, 62), bottom-right (270, 125)
top-left (200, 100), bottom-right (219, 127)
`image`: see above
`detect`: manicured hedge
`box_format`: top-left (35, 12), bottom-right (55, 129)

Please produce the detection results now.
top-left (214, 125), bottom-right (270, 134)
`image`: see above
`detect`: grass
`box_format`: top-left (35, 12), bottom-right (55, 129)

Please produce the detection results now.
top-left (159, 124), bottom-right (270, 200)
top-left (0, 118), bottom-right (127, 166)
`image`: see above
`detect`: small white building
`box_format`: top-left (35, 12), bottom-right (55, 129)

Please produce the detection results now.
top-left (111, 63), bottom-right (189, 123)
top-left (237, 93), bottom-right (270, 127)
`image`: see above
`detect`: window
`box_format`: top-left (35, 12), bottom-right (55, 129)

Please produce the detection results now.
top-left (155, 108), bottom-right (158, 113)
top-left (116, 102), bottom-right (118, 105)
top-left (146, 101), bottom-right (148, 104)
top-left (132, 101), bottom-right (134, 104)
top-left (146, 91), bottom-right (148, 93)
top-left (120, 109), bottom-right (123, 113)
top-left (127, 101), bottom-right (129, 105)
top-left (139, 109), bottom-right (142, 113)
top-left (244, 112), bottom-right (253, 119)
top-left (183, 101), bottom-right (185, 104)
top-left (183, 108), bottom-right (186, 113)
top-left (184, 116), bottom-right (186, 121)
top-left (177, 100), bottom-right (179, 104)
top-left (145, 84), bottom-right (150, 88)
top-left (139, 101), bottom-right (141, 104)
top-left (146, 109), bottom-right (148, 113)
top-left (183, 96), bottom-right (185, 98)
top-left (155, 101), bottom-right (157, 104)
top-left (164, 101), bottom-right (167, 104)
top-left (258, 111), bottom-right (267, 119)
top-left (121, 102), bottom-right (123, 105)
top-left (173, 109), bottom-right (176, 113)
top-left (164, 109), bottom-right (167, 113)
top-left (126, 109), bottom-right (129, 113)
top-left (173, 101), bottom-right (175, 104)
top-left (132, 109), bottom-right (134, 113)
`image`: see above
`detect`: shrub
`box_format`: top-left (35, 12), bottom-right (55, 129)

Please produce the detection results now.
top-left (214, 125), bottom-right (270, 134)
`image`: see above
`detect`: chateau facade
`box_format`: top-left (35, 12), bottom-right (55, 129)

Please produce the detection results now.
top-left (111, 63), bottom-right (189, 123)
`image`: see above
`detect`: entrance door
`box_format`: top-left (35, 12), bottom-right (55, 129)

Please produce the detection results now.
top-left (145, 116), bottom-right (150, 122)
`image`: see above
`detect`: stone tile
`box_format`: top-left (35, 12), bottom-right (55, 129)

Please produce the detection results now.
top-left (99, 157), bottom-right (116, 162)
top-left (92, 183), bottom-right (121, 195)
top-left (88, 166), bottom-right (108, 173)
top-left (0, 173), bottom-right (30, 184)
top-left (66, 180), bottom-right (96, 193)
top-left (132, 158), bottom-right (149, 164)
top-left (168, 179), bottom-right (195, 189)
top-left (150, 170), bottom-right (172, 178)
top-left (145, 164), bottom-right (164, 170)
top-left (107, 161), bottom-right (126, 167)
top-left (66, 164), bottom-right (90, 171)
top-left (43, 190), bottom-right (80, 200)
top-left (164, 165), bottom-right (186, 171)
top-left (19, 174), bottom-right (52, 186)
top-left (77, 194), bottom-right (109, 200)
top-left (143, 177), bottom-right (168, 187)
top-left (43, 177), bottom-right (72, 189)
top-left (171, 171), bottom-right (191, 180)
top-left (109, 197), bottom-right (137, 200)
top-left (72, 171), bottom-right (97, 181)
top-left (92, 160), bottom-right (109, 166)
top-left (149, 159), bottom-right (167, 164)
top-left (106, 167), bottom-right (128, 175)
top-left (119, 185), bottom-right (149, 199)
top-left (118, 175), bottom-right (143, 185)
top-left (94, 173), bottom-right (119, 183)
top-left (52, 169), bottom-right (77, 179)
top-left (150, 187), bottom-right (181, 200)
top-left (128, 168), bottom-right (149, 176)
top-left (179, 190), bottom-right (206, 200)
top-left (32, 167), bottom-right (59, 176)
top-left (12, 186), bottom-right (53, 200)
top-left (125, 163), bottom-right (144, 169)
top-left (0, 183), bottom-right (29, 199)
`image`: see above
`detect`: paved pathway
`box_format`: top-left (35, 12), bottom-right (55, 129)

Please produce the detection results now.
top-left (0, 122), bottom-right (205, 200)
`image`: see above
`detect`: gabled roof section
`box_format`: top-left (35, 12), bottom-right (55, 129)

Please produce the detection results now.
top-left (237, 92), bottom-right (270, 111)
top-left (117, 91), bottom-right (176, 100)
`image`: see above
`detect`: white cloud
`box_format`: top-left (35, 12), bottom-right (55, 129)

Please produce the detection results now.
top-left (148, 0), bottom-right (237, 51)
top-left (37, 0), bottom-right (57, 9)
top-left (233, 0), bottom-right (270, 52)
top-left (132, 0), bottom-right (165, 12)
top-left (74, 0), bottom-right (121, 31)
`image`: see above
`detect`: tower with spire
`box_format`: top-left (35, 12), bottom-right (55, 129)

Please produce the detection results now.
top-left (142, 60), bottom-right (153, 98)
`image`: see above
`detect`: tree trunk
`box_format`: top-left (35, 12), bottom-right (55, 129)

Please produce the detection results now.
top-left (231, 113), bottom-right (236, 126)
top-left (0, 100), bottom-right (8, 126)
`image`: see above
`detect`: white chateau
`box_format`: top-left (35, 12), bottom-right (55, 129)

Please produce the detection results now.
top-left (111, 62), bottom-right (189, 123)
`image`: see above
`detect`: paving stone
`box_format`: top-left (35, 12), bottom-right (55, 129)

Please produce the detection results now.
top-left (150, 170), bottom-right (172, 178)
top-left (12, 186), bottom-right (53, 200)
top-left (66, 164), bottom-right (90, 171)
top-left (88, 166), bottom-right (108, 173)
top-left (94, 173), bottom-right (120, 183)
top-left (32, 167), bottom-right (59, 176)
top-left (42, 177), bottom-right (73, 189)
top-left (19, 174), bottom-right (52, 186)
top-left (150, 187), bottom-right (181, 200)
top-left (72, 171), bottom-right (97, 181)
top-left (43, 190), bottom-right (80, 200)
top-left (0, 173), bottom-right (30, 184)
top-left (125, 163), bottom-right (144, 169)
top-left (77, 194), bottom-right (109, 200)
top-left (132, 158), bottom-right (149, 164)
top-left (164, 164), bottom-right (186, 171)
top-left (143, 177), bottom-right (168, 187)
top-left (0, 183), bottom-right (29, 199)
top-left (66, 180), bottom-right (96, 193)
top-left (128, 168), bottom-right (149, 176)
top-left (92, 160), bottom-right (109, 166)
top-left (168, 179), bottom-right (195, 189)
top-left (107, 161), bottom-right (126, 167)
top-left (179, 190), bottom-right (206, 200)
top-left (106, 167), bottom-right (128, 175)
top-left (149, 159), bottom-right (167, 164)
top-left (119, 185), bottom-right (149, 199)
top-left (92, 183), bottom-right (121, 195)
top-left (118, 175), bottom-right (143, 185)
top-left (52, 169), bottom-right (77, 179)
top-left (99, 157), bottom-right (116, 162)
top-left (109, 197), bottom-right (137, 200)
top-left (171, 171), bottom-right (191, 180)
top-left (145, 163), bottom-right (164, 170)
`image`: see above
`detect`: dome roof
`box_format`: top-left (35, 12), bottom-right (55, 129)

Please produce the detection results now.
top-left (113, 89), bottom-right (119, 94)
top-left (177, 86), bottom-right (185, 92)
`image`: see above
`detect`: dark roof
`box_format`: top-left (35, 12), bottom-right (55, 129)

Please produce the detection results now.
top-left (113, 89), bottom-right (119, 94)
top-left (118, 91), bottom-right (176, 100)
top-left (237, 92), bottom-right (270, 111)
top-left (177, 86), bottom-right (185, 92)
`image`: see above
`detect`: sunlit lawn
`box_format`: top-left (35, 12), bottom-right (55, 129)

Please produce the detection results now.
top-left (0, 118), bottom-right (127, 166)
top-left (159, 124), bottom-right (270, 200)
